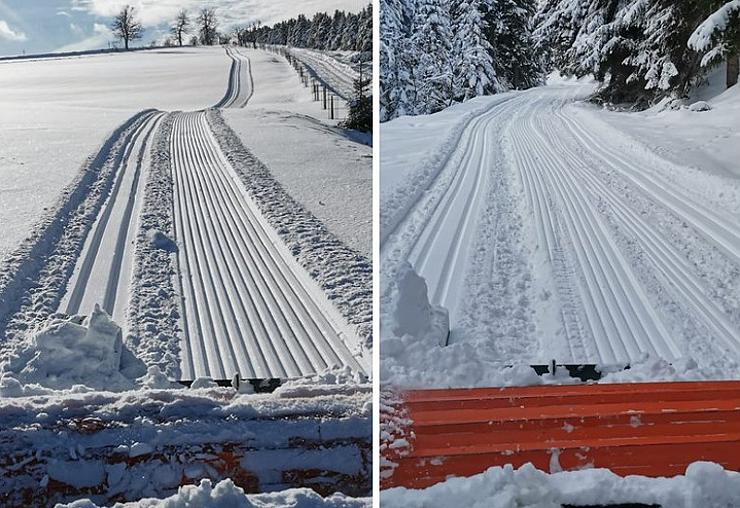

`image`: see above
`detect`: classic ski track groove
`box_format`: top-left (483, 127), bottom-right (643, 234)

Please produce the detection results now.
top-left (384, 96), bottom-right (525, 322)
top-left (215, 46), bottom-right (254, 109)
top-left (388, 85), bottom-right (740, 367)
top-left (60, 111), bottom-right (164, 326)
top-left (171, 111), bottom-right (362, 381)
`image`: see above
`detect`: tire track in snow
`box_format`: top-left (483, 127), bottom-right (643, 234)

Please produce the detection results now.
top-left (59, 111), bottom-right (164, 327)
top-left (215, 46), bottom-right (254, 109)
top-left (170, 111), bottom-right (363, 381)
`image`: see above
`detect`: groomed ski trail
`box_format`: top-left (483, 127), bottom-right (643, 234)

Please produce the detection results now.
top-left (60, 111), bottom-right (164, 326)
top-left (215, 46), bottom-right (254, 109)
top-left (383, 84), bottom-right (740, 368)
top-left (171, 111), bottom-right (363, 381)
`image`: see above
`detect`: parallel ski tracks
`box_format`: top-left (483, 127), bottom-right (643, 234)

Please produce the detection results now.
top-left (386, 84), bottom-right (740, 367)
top-left (60, 111), bottom-right (164, 326)
top-left (171, 111), bottom-right (362, 381)
top-left (215, 46), bottom-right (254, 109)
top-left (404, 96), bottom-right (527, 319)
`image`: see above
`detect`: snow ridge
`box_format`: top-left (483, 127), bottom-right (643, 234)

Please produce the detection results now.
top-left (126, 113), bottom-right (183, 379)
top-left (204, 109), bottom-right (373, 362)
top-left (0, 109), bottom-right (157, 349)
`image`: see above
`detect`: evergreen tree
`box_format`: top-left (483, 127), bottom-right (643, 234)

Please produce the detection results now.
top-left (484, 0), bottom-right (541, 90)
top-left (689, 0), bottom-right (740, 87)
top-left (452, 0), bottom-right (498, 100)
top-left (411, 0), bottom-right (455, 114)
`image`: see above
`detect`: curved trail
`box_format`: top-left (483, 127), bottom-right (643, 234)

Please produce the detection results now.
top-left (215, 46), bottom-right (254, 108)
top-left (171, 111), bottom-right (362, 380)
top-left (384, 84), bottom-right (740, 368)
top-left (60, 111), bottom-right (164, 326)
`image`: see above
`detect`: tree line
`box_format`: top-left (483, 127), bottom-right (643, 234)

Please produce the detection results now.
top-left (380, 0), bottom-right (740, 121)
top-left (380, 0), bottom-right (541, 121)
top-left (110, 4), bottom-right (372, 52)
top-left (535, 0), bottom-right (740, 106)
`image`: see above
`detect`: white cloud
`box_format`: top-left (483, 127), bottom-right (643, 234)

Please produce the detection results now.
top-left (93, 22), bottom-right (110, 34)
top-left (69, 0), bottom-right (365, 32)
top-left (0, 19), bottom-right (26, 41)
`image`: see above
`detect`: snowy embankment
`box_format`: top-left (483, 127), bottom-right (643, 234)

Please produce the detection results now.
top-left (381, 461), bottom-right (740, 508)
top-left (61, 480), bottom-right (371, 508)
top-left (0, 377), bottom-right (371, 506)
top-left (380, 80), bottom-right (740, 388)
top-left (286, 47), bottom-right (364, 100)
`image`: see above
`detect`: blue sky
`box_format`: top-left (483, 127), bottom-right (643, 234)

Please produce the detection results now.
top-left (0, 0), bottom-right (365, 56)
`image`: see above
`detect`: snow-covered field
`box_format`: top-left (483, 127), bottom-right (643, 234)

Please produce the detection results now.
top-left (287, 47), bottom-right (367, 101)
top-left (0, 48), bottom-right (229, 263)
top-left (380, 80), bottom-right (740, 387)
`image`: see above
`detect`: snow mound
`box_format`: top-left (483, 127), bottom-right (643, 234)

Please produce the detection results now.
top-left (392, 262), bottom-right (449, 347)
top-left (146, 229), bottom-right (178, 252)
top-left (60, 478), bottom-right (372, 507)
top-left (381, 461), bottom-right (740, 508)
top-left (0, 305), bottom-right (134, 391)
top-left (688, 100), bottom-right (712, 111)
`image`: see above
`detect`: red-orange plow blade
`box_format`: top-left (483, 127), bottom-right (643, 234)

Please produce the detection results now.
top-left (380, 381), bottom-right (740, 490)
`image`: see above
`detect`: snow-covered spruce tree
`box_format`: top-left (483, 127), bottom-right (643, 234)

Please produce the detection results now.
top-left (452, 0), bottom-right (498, 101)
top-left (381, 0), bottom-right (406, 120)
top-left (689, 0), bottom-right (740, 88)
top-left (411, 0), bottom-right (455, 114)
top-left (613, 1), bottom-right (708, 104)
top-left (483, 0), bottom-right (542, 90)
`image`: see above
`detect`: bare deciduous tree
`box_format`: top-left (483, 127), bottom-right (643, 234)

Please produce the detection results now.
top-left (198, 8), bottom-right (218, 46)
top-left (170, 9), bottom-right (190, 47)
top-left (111, 5), bottom-right (143, 50)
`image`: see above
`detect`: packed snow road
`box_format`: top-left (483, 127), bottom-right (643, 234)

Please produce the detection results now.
top-left (289, 47), bottom-right (359, 100)
top-left (382, 83), bottom-right (740, 370)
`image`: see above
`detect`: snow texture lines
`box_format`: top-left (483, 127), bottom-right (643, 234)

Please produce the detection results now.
top-left (170, 111), bottom-right (363, 381)
top-left (215, 46), bottom-right (254, 109)
top-left (383, 83), bottom-right (740, 371)
top-left (60, 111), bottom-right (164, 326)
top-left (509, 89), bottom-right (679, 364)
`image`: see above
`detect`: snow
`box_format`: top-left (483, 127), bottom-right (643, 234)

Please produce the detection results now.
top-left (381, 461), bottom-right (740, 508)
top-left (59, 478), bottom-right (372, 507)
top-left (222, 51), bottom-right (372, 257)
top-left (0, 305), bottom-right (133, 391)
top-left (391, 262), bottom-right (449, 346)
top-left (380, 81), bottom-right (740, 388)
top-left (0, 47), bottom-right (229, 263)
top-left (0, 379), bottom-right (371, 505)
top-left (689, 1), bottom-right (740, 53)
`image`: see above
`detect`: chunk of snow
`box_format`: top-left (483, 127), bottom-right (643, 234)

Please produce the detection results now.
top-left (58, 478), bottom-right (371, 507)
top-left (47, 459), bottom-right (105, 488)
top-left (191, 377), bottom-right (218, 389)
top-left (146, 229), bottom-right (177, 252)
top-left (689, 101), bottom-right (712, 112)
top-left (129, 442), bottom-right (154, 458)
top-left (0, 305), bottom-right (133, 392)
top-left (392, 262), bottom-right (450, 347)
top-left (137, 365), bottom-right (178, 390)
top-left (380, 461), bottom-right (740, 507)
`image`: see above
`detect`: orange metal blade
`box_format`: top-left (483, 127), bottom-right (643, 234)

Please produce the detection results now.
top-left (381, 380), bottom-right (740, 490)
